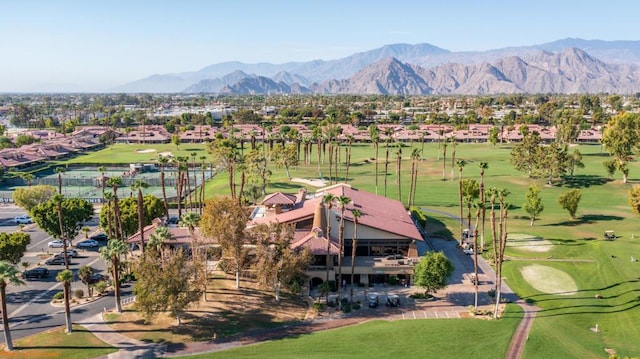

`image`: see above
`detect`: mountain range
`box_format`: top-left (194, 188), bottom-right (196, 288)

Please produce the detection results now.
top-left (115, 38), bottom-right (640, 95)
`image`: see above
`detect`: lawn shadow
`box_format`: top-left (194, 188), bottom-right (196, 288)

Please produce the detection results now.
top-left (562, 175), bottom-right (611, 188)
top-left (546, 214), bottom-right (624, 227)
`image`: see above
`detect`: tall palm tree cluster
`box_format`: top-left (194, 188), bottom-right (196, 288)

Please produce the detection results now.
top-left (321, 194), bottom-right (363, 309)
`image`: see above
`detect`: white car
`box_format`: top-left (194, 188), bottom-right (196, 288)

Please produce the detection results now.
top-left (48, 240), bottom-right (71, 248)
top-left (76, 239), bottom-right (99, 248)
top-left (14, 215), bottom-right (33, 224)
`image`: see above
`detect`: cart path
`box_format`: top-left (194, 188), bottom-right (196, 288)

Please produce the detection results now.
top-left (421, 207), bottom-right (540, 359)
top-left (505, 301), bottom-right (539, 359)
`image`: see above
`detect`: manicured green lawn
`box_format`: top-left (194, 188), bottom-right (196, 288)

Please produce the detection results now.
top-left (181, 304), bottom-right (523, 359)
top-left (65, 143), bottom-right (211, 164)
top-left (10, 324), bottom-right (117, 358)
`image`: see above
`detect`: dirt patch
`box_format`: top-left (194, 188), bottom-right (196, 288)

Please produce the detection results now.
top-left (507, 234), bottom-right (553, 252)
top-left (291, 178), bottom-right (327, 187)
top-left (136, 149), bottom-right (157, 153)
top-left (520, 264), bottom-right (578, 295)
top-left (108, 275), bottom-right (309, 343)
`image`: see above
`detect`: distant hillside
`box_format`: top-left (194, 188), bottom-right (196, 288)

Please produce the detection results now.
top-left (113, 39), bottom-right (640, 94)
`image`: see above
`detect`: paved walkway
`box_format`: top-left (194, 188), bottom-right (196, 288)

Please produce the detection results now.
top-left (78, 313), bottom-right (166, 359)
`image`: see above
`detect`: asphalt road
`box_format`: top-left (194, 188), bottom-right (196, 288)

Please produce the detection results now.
top-left (0, 205), bottom-right (134, 342)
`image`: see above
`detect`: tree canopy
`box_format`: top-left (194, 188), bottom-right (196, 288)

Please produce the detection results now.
top-left (199, 196), bottom-right (250, 288)
top-left (31, 197), bottom-right (93, 241)
top-left (413, 251), bottom-right (454, 294)
top-left (99, 195), bottom-right (164, 238)
top-left (12, 185), bottom-right (57, 213)
top-left (0, 233), bottom-right (30, 265)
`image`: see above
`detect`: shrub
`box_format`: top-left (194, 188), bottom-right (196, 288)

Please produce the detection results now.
top-left (341, 298), bottom-right (351, 313)
top-left (94, 281), bottom-right (107, 294)
top-left (74, 289), bottom-right (84, 298)
top-left (313, 302), bottom-right (325, 312)
top-left (328, 280), bottom-right (338, 292)
top-left (387, 275), bottom-right (399, 286)
top-left (352, 303), bottom-right (361, 310)
top-left (410, 206), bottom-right (428, 228)
top-left (53, 291), bottom-right (64, 300)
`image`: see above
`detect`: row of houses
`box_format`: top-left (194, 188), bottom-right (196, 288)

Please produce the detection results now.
top-left (110, 123), bottom-right (603, 145)
top-left (127, 183), bottom-right (424, 288)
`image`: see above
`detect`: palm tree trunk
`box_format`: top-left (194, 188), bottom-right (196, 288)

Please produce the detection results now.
top-left (384, 147), bottom-right (389, 197)
top-left (137, 189), bottom-right (145, 255)
top-left (374, 142), bottom-right (379, 194)
top-left (161, 166), bottom-right (169, 220)
top-left (350, 223), bottom-right (358, 304)
top-left (113, 258), bottom-right (122, 312)
top-left (63, 282), bottom-right (72, 333)
top-left (1, 286), bottom-right (14, 351)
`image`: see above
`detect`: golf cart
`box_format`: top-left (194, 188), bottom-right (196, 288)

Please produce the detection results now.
top-left (604, 230), bottom-right (616, 240)
top-left (385, 294), bottom-right (400, 307)
top-left (368, 293), bottom-right (380, 308)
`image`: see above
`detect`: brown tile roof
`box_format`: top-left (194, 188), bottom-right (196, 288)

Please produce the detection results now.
top-left (252, 184), bottom-right (422, 241)
top-left (261, 192), bottom-right (297, 206)
top-left (292, 228), bottom-right (339, 255)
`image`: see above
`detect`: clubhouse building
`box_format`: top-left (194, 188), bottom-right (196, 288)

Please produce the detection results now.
top-left (249, 183), bottom-right (424, 288)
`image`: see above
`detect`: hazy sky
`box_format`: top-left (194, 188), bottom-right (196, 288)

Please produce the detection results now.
top-left (1, 0), bottom-right (638, 92)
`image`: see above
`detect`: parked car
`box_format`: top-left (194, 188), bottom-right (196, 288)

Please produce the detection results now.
top-left (88, 273), bottom-right (107, 284)
top-left (14, 215), bottom-right (33, 224)
top-left (55, 249), bottom-right (78, 258)
top-left (77, 239), bottom-right (99, 248)
top-left (368, 293), bottom-right (380, 308)
top-left (385, 294), bottom-right (401, 307)
top-left (23, 267), bottom-right (49, 280)
top-left (90, 233), bottom-right (108, 242)
top-left (48, 240), bottom-right (71, 248)
top-left (463, 247), bottom-right (474, 255)
top-left (45, 257), bottom-right (70, 265)
top-left (167, 216), bottom-right (179, 225)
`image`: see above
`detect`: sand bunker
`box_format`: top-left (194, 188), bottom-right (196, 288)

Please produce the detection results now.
top-left (291, 178), bottom-right (327, 187)
top-left (158, 151), bottom-right (174, 157)
top-left (136, 149), bottom-right (157, 153)
top-left (520, 264), bottom-right (578, 295)
top-left (507, 233), bottom-right (553, 252)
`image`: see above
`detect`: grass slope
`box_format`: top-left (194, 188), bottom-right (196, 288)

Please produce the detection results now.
top-left (182, 304), bottom-right (523, 359)
top-left (9, 324), bottom-right (117, 358)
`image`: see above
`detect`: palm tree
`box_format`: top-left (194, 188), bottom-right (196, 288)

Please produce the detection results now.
top-left (369, 125), bottom-right (380, 194)
top-left (450, 136), bottom-right (457, 180)
top-left (52, 194), bottom-right (71, 270)
top-left (472, 201), bottom-right (483, 309)
top-left (56, 269), bottom-right (74, 333)
top-left (478, 162), bottom-right (489, 250)
top-left (99, 240), bottom-right (129, 313)
top-left (54, 167), bottom-right (66, 195)
top-left (349, 209), bottom-right (362, 304)
top-left (0, 261), bottom-right (24, 351)
top-left (97, 165), bottom-right (107, 203)
top-left (148, 226), bottom-right (174, 265)
top-left (335, 195), bottom-right (351, 308)
top-left (395, 144), bottom-right (402, 202)
top-left (199, 156), bottom-right (208, 214)
top-left (106, 177), bottom-right (124, 241)
top-left (408, 148), bottom-right (420, 207)
top-left (456, 159), bottom-right (467, 246)
top-left (103, 192), bottom-right (114, 240)
top-left (131, 180), bottom-right (149, 255)
top-left (441, 140), bottom-right (448, 180)
top-left (157, 156), bottom-right (170, 220)
top-left (383, 128), bottom-right (394, 197)
top-left (322, 193), bottom-right (336, 302)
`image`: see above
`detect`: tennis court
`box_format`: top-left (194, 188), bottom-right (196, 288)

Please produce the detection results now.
top-left (0, 164), bottom-right (215, 204)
